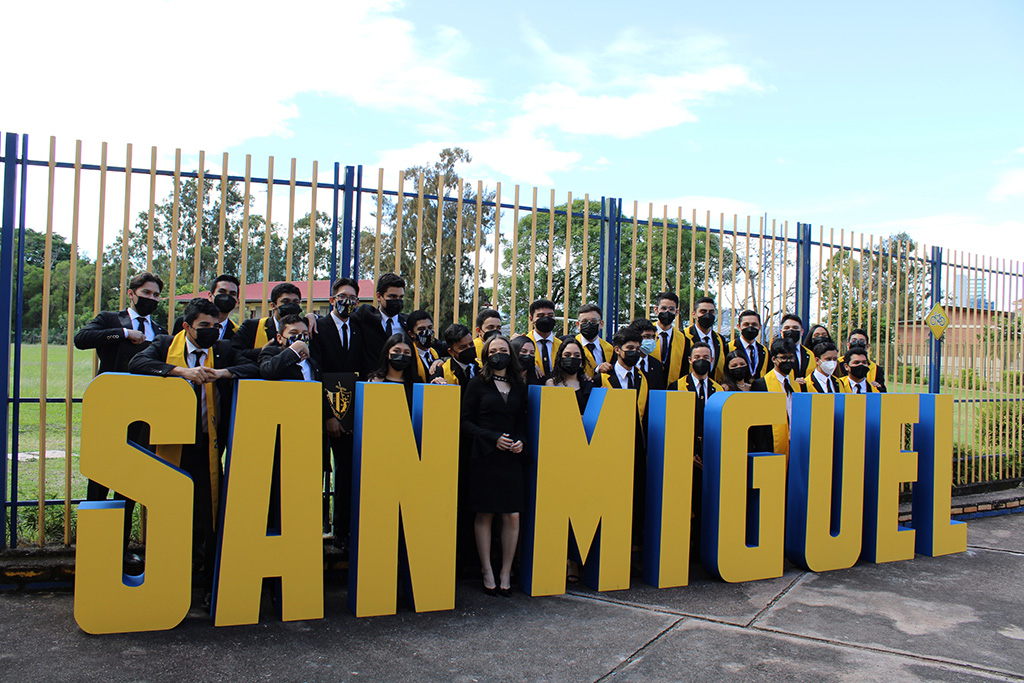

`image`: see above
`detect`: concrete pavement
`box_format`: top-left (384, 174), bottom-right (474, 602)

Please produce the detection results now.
top-left (1, 513), bottom-right (1022, 682)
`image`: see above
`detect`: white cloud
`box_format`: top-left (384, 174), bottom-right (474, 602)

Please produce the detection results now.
top-left (987, 169), bottom-right (1024, 201)
top-left (2, 0), bottom-right (484, 159)
top-left (846, 214), bottom-right (1024, 261)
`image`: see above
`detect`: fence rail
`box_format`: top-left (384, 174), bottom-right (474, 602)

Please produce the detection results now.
top-left (2, 132), bottom-right (1022, 549)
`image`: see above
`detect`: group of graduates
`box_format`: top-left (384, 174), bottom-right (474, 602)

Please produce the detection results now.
top-left (75, 270), bottom-right (888, 606)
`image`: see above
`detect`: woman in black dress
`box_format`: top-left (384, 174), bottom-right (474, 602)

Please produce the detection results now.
top-left (461, 335), bottom-right (528, 596)
top-left (545, 337), bottom-right (593, 414)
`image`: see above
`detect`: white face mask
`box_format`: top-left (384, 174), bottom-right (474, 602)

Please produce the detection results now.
top-left (819, 360), bottom-right (837, 376)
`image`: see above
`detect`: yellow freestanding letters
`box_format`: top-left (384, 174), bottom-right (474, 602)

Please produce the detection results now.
top-left (701, 391), bottom-right (788, 583)
top-left (521, 386), bottom-right (636, 596)
top-left (786, 394), bottom-right (866, 572)
top-left (643, 390), bottom-right (696, 588)
top-left (348, 382), bottom-right (461, 617)
top-left (913, 394), bottom-right (967, 556)
top-left (74, 373), bottom-right (196, 635)
top-left (863, 394), bottom-right (918, 563)
top-left (213, 380), bottom-right (324, 626)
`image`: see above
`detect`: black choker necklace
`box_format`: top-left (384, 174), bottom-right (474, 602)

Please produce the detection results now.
top-left (492, 375), bottom-right (510, 382)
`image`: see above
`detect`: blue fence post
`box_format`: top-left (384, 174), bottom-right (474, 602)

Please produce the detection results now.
top-left (610, 198), bottom-right (621, 332)
top-left (597, 196), bottom-right (618, 340)
top-left (795, 222), bottom-right (812, 325)
top-left (330, 162), bottom-right (340, 285)
top-left (1, 133), bottom-right (21, 550)
top-left (340, 166), bottom-right (355, 278)
top-left (928, 246), bottom-right (944, 394)
top-left (9, 134), bottom-right (27, 548)
top-left (352, 165), bottom-right (363, 280)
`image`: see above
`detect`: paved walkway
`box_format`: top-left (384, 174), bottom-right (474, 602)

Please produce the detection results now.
top-left (1, 513), bottom-right (1023, 682)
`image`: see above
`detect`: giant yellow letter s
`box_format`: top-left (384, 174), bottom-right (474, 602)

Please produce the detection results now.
top-left (75, 373), bottom-right (197, 635)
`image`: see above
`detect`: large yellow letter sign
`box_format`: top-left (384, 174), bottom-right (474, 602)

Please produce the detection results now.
top-left (785, 394), bottom-right (866, 572)
top-left (862, 394), bottom-right (918, 563)
top-left (213, 379), bottom-right (324, 627)
top-left (520, 386), bottom-right (636, 596)
top-left (701, 391), bottom-right (788, 583)
top-left (348, 382), bottom-right (461, 618)
top-left (643, 390), bottom-right (696, 588)
top-left (75, 373), bottom-right (196, 635)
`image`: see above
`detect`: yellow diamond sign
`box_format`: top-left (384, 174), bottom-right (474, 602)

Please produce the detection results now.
top-left (925, 303), bottom-right (950, 340)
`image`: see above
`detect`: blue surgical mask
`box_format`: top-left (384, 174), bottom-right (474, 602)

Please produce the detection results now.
top-left (640, 338), bottom-right (657, 356)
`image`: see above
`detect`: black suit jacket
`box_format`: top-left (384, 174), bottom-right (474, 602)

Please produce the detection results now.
top-left (311, 312), bottom-right (362, 375)
top-left (258, 344), bottom-right (333, 421)
top-left (636, 355), bottom-right (666, 391)
top-left (231, 316), bottom-right (279, 362)
top-left (128, 335), bottom-right (258, 446)
top-left (172, 315), bottom-right (237, 340)
top-left (75, 309), bottom-right (168, 375)
top-left (350, 304), bottom-right (407, 377)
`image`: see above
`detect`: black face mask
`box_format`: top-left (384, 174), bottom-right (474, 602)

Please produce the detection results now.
top-left (382, 299), bottom-right (404, 317)
top-left (519, 353), bottom-right (535, 368)
top-left (783, 330), bottom-right (801, 343)
top-left (740, 326), bottom-right (760, 342)
top-left (487, 353), bottom-right (511, 370)
top-left (657, 311), bottom-right (676, 326)
top-left (579, 321), bottom-right (600, 340)
top-left (849, 364), bottom-right (870, 380)
top-left (132, 295), bottom-right (159, 317)
top-left (534, 316), bottom-right (556, 334)
top-left (416, 330), bottom-right (434, 347)
top-left (457, 346), bottom-right (477, 365)
top-left (482, 329), bottom-right (500, 342)
top-left (621, 349), bottom-right (641, 367)
top-left (213, 293), bottom-right (236, 313)
top-left (849, 339), bottom-right (867, 348)
top-left (692, 358), bottom-right (712, 376)
top-left (728, 366), bottom-right (750, 382)
top-left (277, 301), bottom-right (302, 318)
top-left (697, 313), bottom-right (716, 329)
top-left (388, 354), bottom-right (412, 371)
top-left (559, 356), bottom-right (583, 375)
top-left (776, 360), bottom-right (796, 375)
top-left (282, 334), bottom-right (309, 347)
top-left (193, 327), bottom-right (219, 349)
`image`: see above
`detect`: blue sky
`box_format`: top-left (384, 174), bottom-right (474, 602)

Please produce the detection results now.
top-left (4, 0), bottom-right (1023, 267)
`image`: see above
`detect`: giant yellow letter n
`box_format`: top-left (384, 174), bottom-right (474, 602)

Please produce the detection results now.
top-left (520, 386), bottom-right (636, 596)
top-left (75, 373), bottom-right (196, 634)
top-left (348, 382), bottom-right (461, 617)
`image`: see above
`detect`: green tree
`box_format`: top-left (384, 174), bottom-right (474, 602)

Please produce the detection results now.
top-left (358, 148), bottom-right (496, 328)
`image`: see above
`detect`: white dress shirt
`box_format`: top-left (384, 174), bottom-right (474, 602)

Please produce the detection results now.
top-left (125, 308), bottom-right (156, 342)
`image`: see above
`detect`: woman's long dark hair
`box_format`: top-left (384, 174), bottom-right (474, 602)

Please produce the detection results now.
top-left (720, 349), bottom-right (750, 391)
top-left (550, 337), bottom-right (588, 386)
top-left (370, 333), bottom-right (420, 383)
top-left (803, 324), bottom-right (833, 349)
top-left (480, 335), bottom-right (524, 386)
top-left (509, 334), bottom-right (538, 382)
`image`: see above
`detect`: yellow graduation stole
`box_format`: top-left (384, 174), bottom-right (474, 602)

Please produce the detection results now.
top-left (762, 371), bottom-right (803, 456)
top-left (789, 344), bottom-right (817, 382)
top-left (442, 357), bottom-right (480, 385)
top-left (414, 346), bottom-right (440, 382)
top-left (164, 331), bottom-right (221, 523)
top-left (526, 331), bottom-right (562, 376)
top-left (682, 324), bottom-right (726, 382)
top-left (473, 337), bottom-right (485, 357)
top-left (681, 375), bottom-right (724, 395)
top-left (597, 367), bottom-right (648, 421)
top-left (253, 316), bottom-right (273, 348)
top-left (575, 333), bottom-right (613, 379)
top-left (838, 376), bottom-right (878, 393)
top-left (653, 327), bottom-right (688, 387)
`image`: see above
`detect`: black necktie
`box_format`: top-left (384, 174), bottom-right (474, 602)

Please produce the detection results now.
top-left (627, 370), bottom-right (635, 389)
top-left (191, 349), bottom-right (204, 368)
top-left (855, 383), bottom-right (862, 394)
top-left (136, 317), bottom-right (146, 334)
top-left (698, 380), bottom-right (706, 402)
top-left (660, 332), bottom-right (669, 363)
top-left (540, 339), bottom-right (551, 375)
top-left (342, 323), bottom-right (349, 350)
top-left (385, 317), bottom-right (393, 337)
top-left (586, 342), bottom-right (596, 362)
top-left (748, 344), bottom-right (757, 372)
top-left (828, 378), bottom-right (836, 393)
top-left (783, 378), bottom-right (793, 395)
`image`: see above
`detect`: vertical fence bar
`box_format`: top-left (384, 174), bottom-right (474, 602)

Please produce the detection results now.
top-left (353, 166), bottom-right (363, 281)
top-left (118, 144), bottom-right (132, 310)
top-left (371, 167), bottom-right (381, 285)
top-left (815, 226), bottom-right (823, 324)
top-left (394, 172), bottom-right (404, 275)
top-left (238, 155), bottom-right (252, 322)
top-left (341, 166), bottom-right (356, 280)
top-left (675, 207), bottom-right (684, 298)
top-left (528, 188), bottom-right (537, 307)
top-left (63, 140), bottom-right (83, 545)
top-left (629, 202), bottom-right (638, 320)
top-left (308, 161), bottom-right (318, 308)
top-left (433, 173), bottom-right (444, 320)
top-left (167, 150), bottom-right (182, 331)
top-left (472, 182), bottom-right (483, 323)
top-left (928, 246), bottom-right (943, 394)
top-left (645, 203), bottom-right (653, 315)
top-left (453, 179), bottom-right (463, 324)
top-left (660, 205), bottom-right (668, 296)
top-left (146, 146), bottom-right (157, 271)
top-left (38, 137), bottom-right (56, 545)
top-left (562, 191), bottom-right (572, 334)
top-left (91, 143), bottom-right (108, 377)
top-left (546, 190), bottom-right (555, 301)
top-left (332, 163), bottom-right (342, 283)
top-left (610, 199), bottom-right (621, 330)
top-left (2, 133), bottom-right (23, 548)
top-left (689, 210), bottom-right (697, 316)
top-left (510, 185), bottom-right (520, 333)
top-left (493, 183), bottom-right (501, 313)
top-left (193, 149), bottom-right (206, 296)
top-left (730, 215), bottom-right (738, 330)
top-left (217, 153), bottom-right (228, 276)
top-left (716, 213), bottom-right (724, 333)
top-left (704, 211), bottom-right (711, 305)
top-left (8, 134), bottom-right (28, 546)
top-left (286, 158), bottom-right (296, 281)
top-left (260, 157), bottom-right (274, 316)
top-left (598, 196), bottom-right (616, 339)
top-left (582, 195), bottom-right (591, 306)
top-left (413, 172), bottom-right (425, 310)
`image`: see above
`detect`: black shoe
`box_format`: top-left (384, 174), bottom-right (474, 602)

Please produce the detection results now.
top-left (497, 587), bottom-right (512, 598)
top-left (123, 552), bottom-right (144, 575)
top-left (483, 584), bottom-right (499, 597)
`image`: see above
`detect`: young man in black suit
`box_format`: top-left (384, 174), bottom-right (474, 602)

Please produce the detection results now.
top-left (172, 274), bottom-right (241, 341)
top-left (312, 277), bottom-right (361, 377)
top-left (627, 318), bottom-right (667, 391)
top-left (681, 296), bottom-right (727, 383)
top-left (231, 282), bottom-right (303, 361)
top-left (435, 323), bottom-right (479, 392)
top-left (728, 309), bottom-right (769, 380)
top-left (128, 297), bottom-right (258, 608)
top-left (74, 271), bottom-right (168, 571)
top-left (350, 272), bottom-right (407, 376)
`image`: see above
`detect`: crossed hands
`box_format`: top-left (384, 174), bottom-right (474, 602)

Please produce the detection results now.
top-left (178, 366), bottom-right (231, 383)
top-left (496, 433), bottom-right (523, 454)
